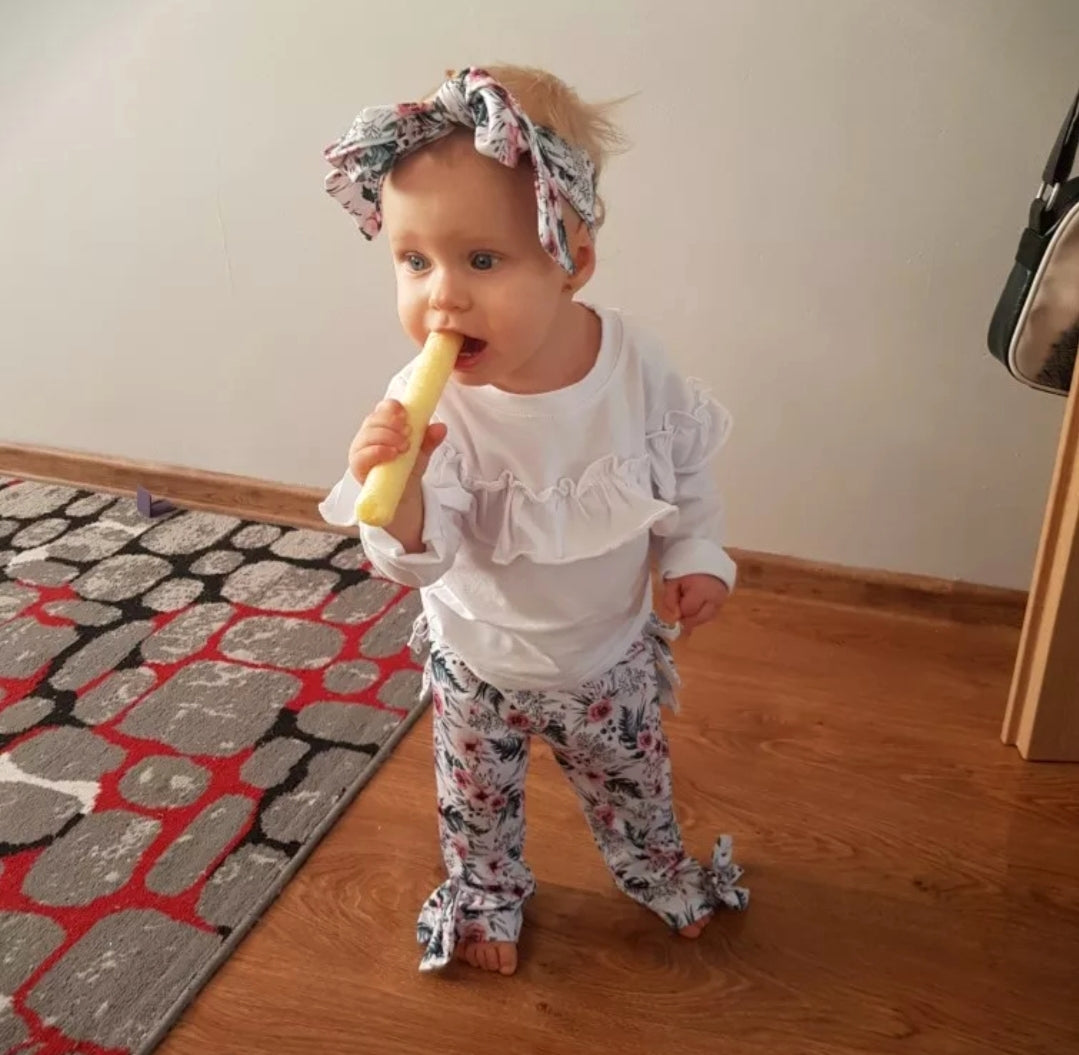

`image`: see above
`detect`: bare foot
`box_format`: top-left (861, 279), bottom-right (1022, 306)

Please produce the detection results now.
top-left (678, 914), bottom-right (712, 939)
top-left (455, 940), bottom-right (518, 975)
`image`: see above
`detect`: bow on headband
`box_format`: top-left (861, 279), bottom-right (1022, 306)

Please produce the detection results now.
top-left (323, 68), bottom-right (597, 273)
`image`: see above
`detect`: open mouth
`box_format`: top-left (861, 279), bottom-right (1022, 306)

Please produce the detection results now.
top-left (456, 335), bottom-right (488, 367)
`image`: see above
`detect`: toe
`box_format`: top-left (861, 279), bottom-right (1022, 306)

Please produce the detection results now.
top-left (497, 944), bottom-right (518, 976)
top-left (679, 913), bottom-right (712, 939)
top-left (453, 939), bottom-right (519, 974)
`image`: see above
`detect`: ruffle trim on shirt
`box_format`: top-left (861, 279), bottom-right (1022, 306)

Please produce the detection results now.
top-left (646, 378), bottom-right (732, 504)
top-left (429, 445), bottom-right (678, 566)
top-left (323, 375), bottom-right (729, 568)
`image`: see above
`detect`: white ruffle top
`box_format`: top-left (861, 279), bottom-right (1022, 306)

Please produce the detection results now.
top-left (320, 306), bottom-right (736, 691)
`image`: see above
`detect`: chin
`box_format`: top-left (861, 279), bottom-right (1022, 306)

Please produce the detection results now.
top-left (450, 368), bottom-right (491, 386)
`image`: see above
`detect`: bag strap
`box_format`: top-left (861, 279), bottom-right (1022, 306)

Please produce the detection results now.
top-left (1035, 87), bottom-right (1079, 201)
top-left (1044, 87), bottom-right (1079, 185)
top-left (1043, 88), bottom-right (1079, 187)
top-left (1030, 88), bottom-right (1079, 231)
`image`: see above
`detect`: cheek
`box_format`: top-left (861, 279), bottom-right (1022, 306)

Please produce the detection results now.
top-left (492, 271), bottom-right (563, 336)
top-left (518, 279), bottom-right (565, 334)
top-left (395, 281), bottom-right (426, 337)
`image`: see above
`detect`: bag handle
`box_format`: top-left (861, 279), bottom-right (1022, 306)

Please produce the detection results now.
top-left (1038, 88), bottom-right (1079, 206)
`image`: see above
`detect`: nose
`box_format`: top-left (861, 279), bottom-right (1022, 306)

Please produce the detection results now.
top-left (428, 265), bottom-right (470, 314)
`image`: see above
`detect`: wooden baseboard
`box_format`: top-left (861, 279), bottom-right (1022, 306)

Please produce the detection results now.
top-left (0, 441), bottom-right (1027, 627)
top-left (730, 549), bottom-right (1025, 627)
top-left (0, 442), bottom-right (336, 534)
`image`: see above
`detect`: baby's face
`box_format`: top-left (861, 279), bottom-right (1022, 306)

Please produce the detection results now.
top-left (381, 133), bottom-right (575, 390)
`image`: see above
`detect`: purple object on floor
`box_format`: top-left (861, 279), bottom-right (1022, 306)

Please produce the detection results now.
top-left (136, 486), bottom-right (177, 519)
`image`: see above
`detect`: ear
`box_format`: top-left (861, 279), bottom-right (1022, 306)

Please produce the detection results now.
top-left (563, 234), bottom-right (596, 292)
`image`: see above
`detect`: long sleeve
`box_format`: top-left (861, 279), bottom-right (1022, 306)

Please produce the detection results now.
top-left (319, 443), bottom-right (472, 589)
top-left (318, 358), bottom-right (473, 588)
top-left (647, 375), bottom-right (737, 591)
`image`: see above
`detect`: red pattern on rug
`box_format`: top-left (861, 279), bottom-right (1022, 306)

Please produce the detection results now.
top-left (0, 480), bottom-right (425, 1055)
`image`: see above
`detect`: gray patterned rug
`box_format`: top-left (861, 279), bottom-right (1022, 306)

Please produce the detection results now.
top-left (0, 478), bottom-right (425, 1055)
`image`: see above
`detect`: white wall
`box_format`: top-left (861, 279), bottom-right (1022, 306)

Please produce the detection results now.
top-left (1, 0), bottom-right (1074, 589)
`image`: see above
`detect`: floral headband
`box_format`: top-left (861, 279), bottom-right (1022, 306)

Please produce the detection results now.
top-left (323, 68), bottom-right (597, 273)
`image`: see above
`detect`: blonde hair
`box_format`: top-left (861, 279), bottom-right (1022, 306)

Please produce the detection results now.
top-left (437, 64), bottom-right (629, 228)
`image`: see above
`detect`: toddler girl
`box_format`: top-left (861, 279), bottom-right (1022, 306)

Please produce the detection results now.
top-left (320, 65), bottom-right (748, 976)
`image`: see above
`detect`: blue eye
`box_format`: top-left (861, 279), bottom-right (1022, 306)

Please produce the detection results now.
top-left (404, 253), bottom-right (429, 272)
top-left (470, 252), bottom-right (498, 271)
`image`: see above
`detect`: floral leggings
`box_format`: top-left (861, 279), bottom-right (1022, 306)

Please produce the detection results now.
top-left (411, 616), bottom-right (749, 972)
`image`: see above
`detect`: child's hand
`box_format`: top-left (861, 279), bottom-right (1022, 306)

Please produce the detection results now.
top-left (349, 399), bottom-right (447, 489)
top-left (661, 574), bottom-right (729, 636)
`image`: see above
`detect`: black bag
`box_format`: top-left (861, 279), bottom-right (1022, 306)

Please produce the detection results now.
top-left (988, 89), bottom-right (1079, 395)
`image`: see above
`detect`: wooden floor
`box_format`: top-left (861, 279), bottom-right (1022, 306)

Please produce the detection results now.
top-left (158, 589), bottom-right (1079, 1055)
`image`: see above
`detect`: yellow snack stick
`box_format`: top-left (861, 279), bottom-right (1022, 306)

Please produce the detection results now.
top-left (355, 330), bottom-right (463, 528)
